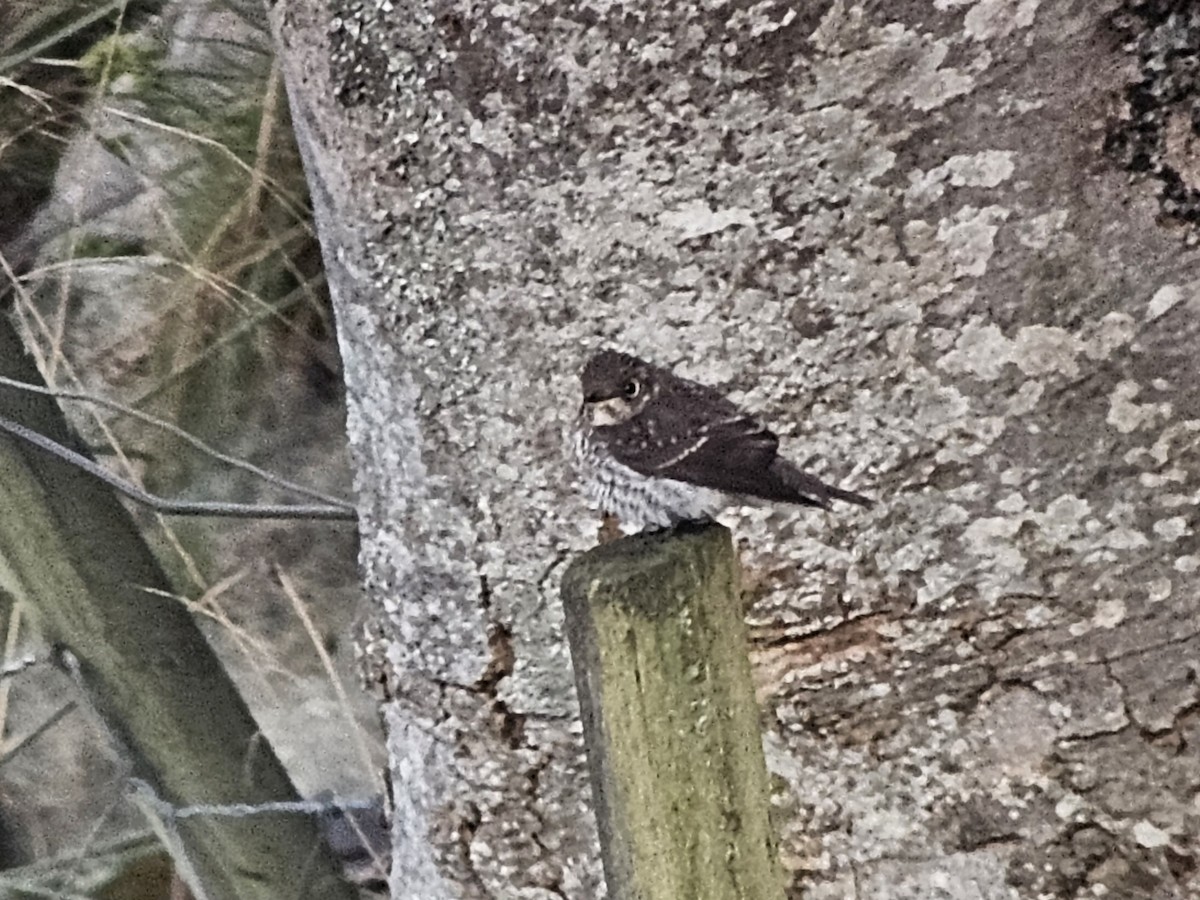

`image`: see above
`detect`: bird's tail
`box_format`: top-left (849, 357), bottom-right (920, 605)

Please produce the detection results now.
top-left (770, 459), bottom-right (873, 509)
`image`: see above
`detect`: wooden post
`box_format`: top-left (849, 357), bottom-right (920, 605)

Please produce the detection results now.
top-left (561, 523), bottom-right (785, 900)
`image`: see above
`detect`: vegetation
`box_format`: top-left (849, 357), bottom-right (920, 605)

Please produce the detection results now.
top-left (0, 1), bottom-right (377, 895)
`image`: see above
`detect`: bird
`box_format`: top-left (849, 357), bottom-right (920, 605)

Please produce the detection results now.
top-left (571, 349), bottom-right (871, 531)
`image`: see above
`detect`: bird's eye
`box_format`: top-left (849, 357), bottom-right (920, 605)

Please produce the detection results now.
top-left (623, 380), bottom-right (641, 399)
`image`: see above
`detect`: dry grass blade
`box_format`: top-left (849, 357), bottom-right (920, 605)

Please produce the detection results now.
top-left (275, 565), bottom-right (378, 780)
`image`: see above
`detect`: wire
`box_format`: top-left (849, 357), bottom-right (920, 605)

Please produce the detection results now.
top-left (0, 413), bottom-right (356, 521)
top-left (0, 374), bottom-right (354, 509)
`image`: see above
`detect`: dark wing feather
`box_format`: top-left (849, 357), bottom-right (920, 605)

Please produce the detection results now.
top-left (657, 425), bottom-right (807, 501)
top-left (600, 368), bottom-right (871, 508)
top-left (600, 376), bottom-right (804, 501)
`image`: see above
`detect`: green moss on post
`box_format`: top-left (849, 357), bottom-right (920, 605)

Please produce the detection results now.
top-left (562, 523), bottom-right (785, 900)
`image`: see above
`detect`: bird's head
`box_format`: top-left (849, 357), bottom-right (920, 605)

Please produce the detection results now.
top-left (580, 350), bottom-right (655, 426)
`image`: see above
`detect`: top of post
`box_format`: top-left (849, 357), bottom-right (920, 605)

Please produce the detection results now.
top-left (561, 522), bottom-right (735, 620)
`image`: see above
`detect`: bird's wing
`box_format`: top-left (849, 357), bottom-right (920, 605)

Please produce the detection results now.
top-left (602, 389), bottom-right (789, 498)
top-left (652, 416), bottom-right (790, 498)
top-left (600, 378), bottom-right (871, 508)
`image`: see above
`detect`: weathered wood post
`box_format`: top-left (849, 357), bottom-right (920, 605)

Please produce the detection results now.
top-left (561, 523), bottom-right (786, 900)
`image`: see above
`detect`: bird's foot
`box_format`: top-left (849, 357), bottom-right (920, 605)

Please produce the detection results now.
top-left (598, 513), bottom-right (623, 544)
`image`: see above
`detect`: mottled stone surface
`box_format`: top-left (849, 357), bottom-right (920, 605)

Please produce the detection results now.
top-left (270, 0), bottom-right (1200, 897)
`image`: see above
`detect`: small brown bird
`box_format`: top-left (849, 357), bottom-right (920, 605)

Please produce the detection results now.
top-left (572, 350), bottom-right (871, 530)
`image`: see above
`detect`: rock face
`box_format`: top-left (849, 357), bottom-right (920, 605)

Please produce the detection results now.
top-left (270, 1), bottom-right (1200, 897)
